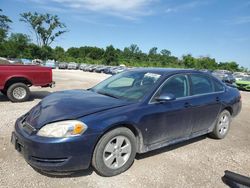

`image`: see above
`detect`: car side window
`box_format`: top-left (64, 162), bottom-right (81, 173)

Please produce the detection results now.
top-left (190, 74), bottom-right (213, 95)
top-left (213, 79), bottom-right (225, 92)
top-left (155, 75), bottom-right (189, 99)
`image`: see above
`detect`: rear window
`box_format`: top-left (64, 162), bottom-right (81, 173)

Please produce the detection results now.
top-left (213, 79), bottom-right (224, 92)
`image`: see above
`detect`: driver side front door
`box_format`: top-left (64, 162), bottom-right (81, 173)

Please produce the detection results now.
top-left (140, 74), bottom-right (194, 146)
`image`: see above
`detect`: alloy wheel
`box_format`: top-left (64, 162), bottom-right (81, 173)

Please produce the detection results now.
top-left (103, 136), bottom-right (132, 169)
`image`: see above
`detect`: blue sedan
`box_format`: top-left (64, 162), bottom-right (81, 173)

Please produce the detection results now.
top-left (12, 68), bottom-right (241, 176)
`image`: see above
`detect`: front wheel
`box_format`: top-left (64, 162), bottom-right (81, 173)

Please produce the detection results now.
top-left (210, 110), bottom-right (232, 139)
top-left (92, 127), bottom-right (137, 177)
top-left (7, 83), bottom-right (30, 102)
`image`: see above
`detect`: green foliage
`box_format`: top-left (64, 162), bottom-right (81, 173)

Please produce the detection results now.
top-left (218, 61), bottom-right (240, 72)
top-left (0, 9), bottom-right (247, 72)
top-left (20, 12), bottom-right (67, 46)
top-left (53, 46), bottom-right (65, 61)
top-left (182, 54), bottom-right (196, 68)
top-left (161, 49), bottom-right (171, 56)
top-left (103, 45), bottom-right (118, 65)
top-left (0, 34), bottom-right (246, 72)
top-left (40, 46), bottom-right (53, 60)
top-left (0, 33), bottom-right (30, 58)
top-left (0, 9), bottom-right (12, 43)
top-left (149, 47), bottom-right (158, 56)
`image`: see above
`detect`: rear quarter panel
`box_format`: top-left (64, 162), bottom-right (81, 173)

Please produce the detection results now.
top-left (221, 86), bottom-right (242, 117)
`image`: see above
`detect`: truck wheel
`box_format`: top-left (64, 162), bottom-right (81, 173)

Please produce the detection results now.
top-left (7, 83), bottom-right (30, 102)
top-left (92, 127), bottom-right (137, 177)
top-left (209, 110), bottom-right (232, 139)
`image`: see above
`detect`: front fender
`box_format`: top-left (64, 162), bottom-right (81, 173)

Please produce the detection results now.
top-left (80, 111), bottom-right (146, 153)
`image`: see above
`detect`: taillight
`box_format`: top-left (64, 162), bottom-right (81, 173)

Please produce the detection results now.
top-left (50, 69), bottom-right (52, 82)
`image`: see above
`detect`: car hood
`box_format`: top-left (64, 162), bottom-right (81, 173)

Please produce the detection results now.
top-left (236, 80), bottom-right (250, 85)
top-left (25, 90), bottom-right (132, 129)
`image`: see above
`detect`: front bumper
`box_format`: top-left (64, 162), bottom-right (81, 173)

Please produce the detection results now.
top-left (236, 84), bottom-right (250, 91)
top-left (11, 118), bottom-right (100, 172)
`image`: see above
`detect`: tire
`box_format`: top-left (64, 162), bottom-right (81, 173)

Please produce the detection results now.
top-left (92, 127), bottom-right (137, 177)
top-left (210, 110), bottom-right (232, 139)
top-left (7, 83), bottom-right (30, 102)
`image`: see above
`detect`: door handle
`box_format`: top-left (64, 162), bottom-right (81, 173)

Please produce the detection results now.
top-left (184, 102), bottom-right (192, 108)
top-left (216, 97), bottom-right (220, 102)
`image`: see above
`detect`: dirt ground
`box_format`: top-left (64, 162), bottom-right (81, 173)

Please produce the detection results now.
top-left (0, 69), bottom-right (249, 188)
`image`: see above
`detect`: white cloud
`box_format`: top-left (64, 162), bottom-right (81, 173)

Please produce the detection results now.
top-left (34, 0), bottom-right (155, 20)
top-left (165, 1), bottom-right (210, 13)
top-left (54, 0), bottom-right (151, 11)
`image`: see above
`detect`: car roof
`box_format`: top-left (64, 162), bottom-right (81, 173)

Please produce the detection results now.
top-left (130, 68), bottom-right (203, 75)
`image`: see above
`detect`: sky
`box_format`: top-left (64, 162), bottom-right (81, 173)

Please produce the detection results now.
top-left (1, 0), bottom-right (250, 68)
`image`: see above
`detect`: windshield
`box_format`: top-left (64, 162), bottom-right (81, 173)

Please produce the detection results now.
top-left (91, 71), bottom-right (162, 101)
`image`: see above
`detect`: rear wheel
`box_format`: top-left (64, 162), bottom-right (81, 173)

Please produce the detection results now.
top-left (92, 127), bottom-right (136, 177)
top-left (7, 83), bottom-right (30, 102)
top-left (210, 110), bottom-right (231, 139)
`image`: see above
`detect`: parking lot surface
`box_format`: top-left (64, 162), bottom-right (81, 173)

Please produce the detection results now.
top-left (0, 69), bottom-right (250, 188)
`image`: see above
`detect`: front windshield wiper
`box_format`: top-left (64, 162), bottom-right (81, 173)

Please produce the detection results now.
top-left (97, 91), bottom-right (120, 99)
top-left (87, 88), bottom-right (94, 91)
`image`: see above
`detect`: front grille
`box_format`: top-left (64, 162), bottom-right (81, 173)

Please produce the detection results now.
top-left (237, 84), bottom-right (248, 87)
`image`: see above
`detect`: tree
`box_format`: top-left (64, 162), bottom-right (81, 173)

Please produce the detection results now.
top-left (0, 9), bottom-right (12, 42)
top-left (88, 47), bottom-right (104, 60)
top-left (196, 57), bottom-right (217, 70)
top-left (1, 33), bottom-right (30, 58)
top-left (182, 54), bottom-right (196, 68)
top-left (149, 47), bottom-right (158, 56)
top-left (128, 44), bottom-right (141, 54)
top-left (8, 33), bottom-right (30, 47)
top-left (161, 49), bottom-right (171, 56)
top-left (9, 33), bottom-right (30, 57)
top-left (23, 44), bottom-right (41, 59)
top-left (218, 61), bottom-right (239, 72)
top-left (66, 47), bottom-right (79, 58)
top-left (123, 44), bottom-right (142, 60)
top-left (20, 12), bottom-right (67, 46)
top-left (104, 45), bottom-right (118, 65)
top-left (40, 46), bottom-right (53, 60)
top-left (53, 46), bottom-right (65, 61)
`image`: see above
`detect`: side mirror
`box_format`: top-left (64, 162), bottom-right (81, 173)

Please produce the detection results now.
top-left (155, 93), bottom-right (176, 102)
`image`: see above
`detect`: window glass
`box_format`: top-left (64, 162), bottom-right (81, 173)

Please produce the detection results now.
top-left (190, 74), bottom-right (213, 95)
top-left (108, 77), bottom-right (134, 88)
top-left (213, 79), bottom-right (224, 92)
top-left (157, 75), bottom-right (189, 99)
top-left (92, 71), bottom-right (162, 101)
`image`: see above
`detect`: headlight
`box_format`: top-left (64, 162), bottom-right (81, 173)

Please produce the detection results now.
top-left (37, 120), bottom-right (87, 138)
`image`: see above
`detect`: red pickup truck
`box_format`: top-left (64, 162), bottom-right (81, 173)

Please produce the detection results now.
top-left (0, 64), bottom-right (54, 102)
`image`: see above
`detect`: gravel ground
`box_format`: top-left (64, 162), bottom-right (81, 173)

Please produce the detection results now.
top-left (0, 69), bottom-right (249, 188)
